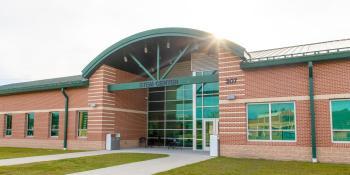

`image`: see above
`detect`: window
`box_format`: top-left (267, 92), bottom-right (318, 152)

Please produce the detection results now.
top-left (247, 102), bottom-right (296, 141)
top-left (50, 112), bottom-right (59, 137)
top-left (5, 114), bottom-right (12, 136)
top-left (78, 111), bottom-right (88, 137)
top-left (26, 113), bottom-right (34, 136)
top-left (147, 85), bottom-right (193, 148)
top-left (194, 71), bottom-right (219, 149)
top-left (331, 99), bottom-right (350, 142)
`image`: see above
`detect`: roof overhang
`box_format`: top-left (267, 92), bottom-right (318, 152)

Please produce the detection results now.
top-left (0, 75), bottom-right (88, 96)
top-left (82, 27), bottom-right (247, 78)
top-left (241, 50), bottom-right (350, 69)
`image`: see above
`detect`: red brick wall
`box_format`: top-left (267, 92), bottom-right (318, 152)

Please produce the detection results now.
top-left (0, 87), bottom-right (92, 149)
top-left (87, 65), bottom-right (147, 148)
top-left (0, 88), bottom-right (87, 111)
top-left (244, 64), bottom-right (309, 98)
top-left (0, 64), bottom-right (147, 150)
top-left (218, 43), bottom-right (350, 163)
top-left (314, 59), bottom-right (350, 95)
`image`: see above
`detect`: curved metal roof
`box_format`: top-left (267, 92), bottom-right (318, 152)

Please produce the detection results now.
top-left (82, 27), bottom-right (247, 78)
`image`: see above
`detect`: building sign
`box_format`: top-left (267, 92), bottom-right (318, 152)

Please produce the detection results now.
top-left (139, 79), bottom-right (179, 88)
top-left (108, 74), bottom-right (218, 91)
top-left (226, 77), bottom-right (237, 85)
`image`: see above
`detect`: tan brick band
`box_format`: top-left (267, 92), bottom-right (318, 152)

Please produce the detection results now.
top-left (220, 93), bottom-right (350, 104)
top-left (0, 106), bottom-right (146, 115)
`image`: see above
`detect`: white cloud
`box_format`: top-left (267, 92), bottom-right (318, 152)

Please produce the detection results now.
top-left (0, 0), bottom-right (349, 85)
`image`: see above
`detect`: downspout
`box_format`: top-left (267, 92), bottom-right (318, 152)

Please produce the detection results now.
top-left (61, 88), bottom-right (69, 150)
top-left (308, 61), bottom-right (317, 163)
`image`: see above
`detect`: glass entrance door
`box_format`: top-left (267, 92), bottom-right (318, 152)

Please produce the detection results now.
top-left (203, 119), bottom-right (218, 151)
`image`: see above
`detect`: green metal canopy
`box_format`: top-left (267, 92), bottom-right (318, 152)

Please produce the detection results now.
top-left (82, 27), bottom-right (247, 78)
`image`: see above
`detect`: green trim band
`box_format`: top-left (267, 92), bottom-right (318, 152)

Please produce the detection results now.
top-left (241, 50), bottom-right (350, 69)
top-left (108, 74), bottom-right (218, 91)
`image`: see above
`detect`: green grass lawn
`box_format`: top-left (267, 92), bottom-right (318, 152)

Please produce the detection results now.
top-left (156, 157), bottom-right (350, 175)
top-left (0, 153), bottom-right (167, 175)
top-left (0, 147), bottom-right (82, 159)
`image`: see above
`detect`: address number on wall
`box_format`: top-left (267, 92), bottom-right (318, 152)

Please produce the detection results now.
top-left (226, 77), bottom-right (237, 84)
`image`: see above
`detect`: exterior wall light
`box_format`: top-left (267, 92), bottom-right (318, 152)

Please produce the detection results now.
top-left (227, 94), bottom-right (236, 100)
top-left (89, 103), bottom-right (97, 108)
top-left (166, 40), bottom-right (170, 48)
top-left (144, 44), bottom-right (148, 53)
top-left (123, 56), bottom-right (128, 62)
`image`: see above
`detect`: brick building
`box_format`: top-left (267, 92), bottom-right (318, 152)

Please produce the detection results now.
top-left (0, 28), bottom-right (349, 163)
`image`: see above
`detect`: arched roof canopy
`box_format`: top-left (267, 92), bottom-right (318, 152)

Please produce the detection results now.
top-left (82, 27), bottom-right (248, 78)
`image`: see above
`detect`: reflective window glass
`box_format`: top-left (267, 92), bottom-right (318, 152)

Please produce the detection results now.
top-left (331, 100), bottom-right (350, 141)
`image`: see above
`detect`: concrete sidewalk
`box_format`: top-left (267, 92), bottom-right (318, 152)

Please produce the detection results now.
top-left (70, 148), bottom-right (211, 175)
top-left (0, 150), bottom-right (120, 166)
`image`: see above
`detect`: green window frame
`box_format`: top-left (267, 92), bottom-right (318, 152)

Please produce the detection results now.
top-left (26, 113), bottom-right (34, 136)
top-left (5, 114), bottom-right (12, 136)
top-left (194, 71), bottom-right (219, 150)
top-left (50, 112), bottom-right (59, 137)
top-left (331, 99), bottom-right (350, 142)
top-left (247, 102), bottom-right (296, 141)
top-left (147, 85), bottom-right (193, 148)
top-left (78, 111), bottom-right (88, 137)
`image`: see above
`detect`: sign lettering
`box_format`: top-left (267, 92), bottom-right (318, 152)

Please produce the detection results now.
top-left (140, 79), bottom-right (179, 88)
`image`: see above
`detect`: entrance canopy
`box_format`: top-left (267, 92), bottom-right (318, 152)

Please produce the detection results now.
top-left (82, 28), bottom-right (248, 79)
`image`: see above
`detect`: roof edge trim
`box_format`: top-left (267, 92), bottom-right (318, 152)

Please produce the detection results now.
top-left (82, 27), bottom-right (247, 78)
top-left (0, 77), bottom-right (89, 96)
top-left (241, 51), bottom-right (350, 69)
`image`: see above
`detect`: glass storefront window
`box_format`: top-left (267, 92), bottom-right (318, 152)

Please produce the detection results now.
top-left (194, 71), bottom-right (219, 150)
top-left (147, 70), bottom-right (218, 149)
top-left (166, 101), bottom-right (183, 111)
top-left (149, 102), bottom-right (164, 111)
top-left (203, 107), bottom-right (219, 118)
top-left (203, 95), bottom-right (219, 107)
top-left (184, 121), bottom-right (193, 129)
top-left (149, 92), bottom-right (164, 101)
top-left (247, 102), bottom-right (296, 141)
top-left (331, 100), bottom-right (350, 142)
top-left (184, 130), bottom-right (193, 138)
top-left (148, 112), bottom-right (164, 121)
top-left (148, 130), bottom-right (164, 138)
top-left (184, 139), bottom-right (193, 147)
top-left (148, 84), bottom-right (194, 148)
top-left (148, 122), bottom-right (164, 129)
top-left (166, 111), bottom-right (183, 120)
top-left (203, 82), bottom-right (219, 94)
top-left (166, 121), bottom-right (183, 129)
top-left (166, 130), bottom-right (183, 138)
top-left (183, 110), bottom-right (192, 120)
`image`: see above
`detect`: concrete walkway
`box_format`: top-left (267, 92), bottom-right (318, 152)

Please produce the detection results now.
top-left (70, 148), bottom-right (211, 175)
top-left (0, 150), bottom-right (121, 166)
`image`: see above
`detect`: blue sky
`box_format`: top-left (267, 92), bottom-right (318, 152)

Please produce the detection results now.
top-left (0, 0), bottom-right (349, 85)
